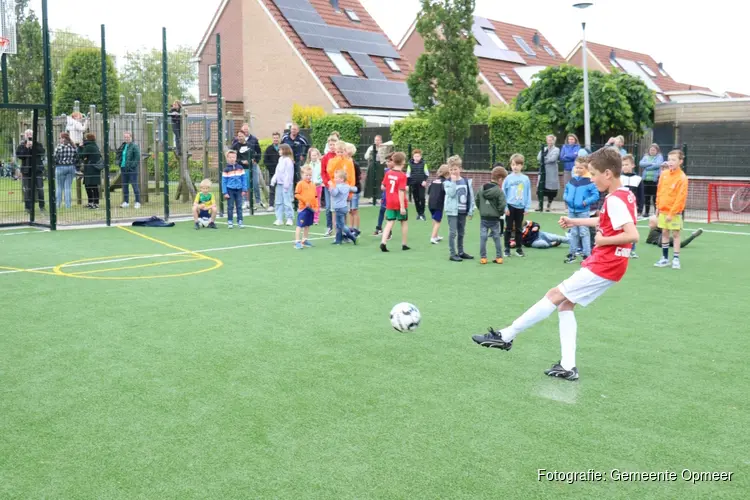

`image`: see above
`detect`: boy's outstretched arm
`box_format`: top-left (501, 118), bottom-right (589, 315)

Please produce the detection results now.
top-left (596, 221), bottom-right (639, 246)
top-left (560, 216), bottom-right (599, 228)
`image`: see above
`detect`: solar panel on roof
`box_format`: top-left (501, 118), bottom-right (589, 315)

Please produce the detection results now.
top-left (471, 16), bottom-right (526, 64)
top-left (350, 53), bottom-right (386, 80)
top-left (331, 76), bottom-right (414, 110)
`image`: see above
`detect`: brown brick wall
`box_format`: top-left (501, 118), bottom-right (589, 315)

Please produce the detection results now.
top-left (197, 0), bottom-right (244, 103)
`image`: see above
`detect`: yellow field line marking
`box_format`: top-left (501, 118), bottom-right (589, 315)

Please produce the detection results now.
top-left (0, 265), bottom-right (58, 276)
top-left (117, 226), bottom-right (215, 260)
top-left (67, 257), bottom-right (201, 276)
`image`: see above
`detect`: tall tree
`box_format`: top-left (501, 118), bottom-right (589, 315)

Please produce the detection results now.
top-left (515, 65), bottom-right (655, 140)
top-left (118, 47), bottom-right (197, 113)
top-left (407, 0), bottom-right (488, 147)
top-left (50, 30), bottom-right (97, 85)
top-left (54, 48), bottom-right (119, 114)
top-left (5, 1), bottom-right (43, 104)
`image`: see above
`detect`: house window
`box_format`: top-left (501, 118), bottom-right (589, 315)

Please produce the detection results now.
top-left (385, 58), bottom-right (401, 72)
top-left (656, 94), bottom-right (666, 103)
top-left (610, 58), bottom-right (620, 69)
top-left (499, 73), bottom-right (513, 85)
top-left (483, 28), bottom-right (508, 50)
top-left (208, 65), bottom-right (219, 96)
top-left (513, 35), bottom-right (536, 56)
top-left (345, 9), bottom-right (360, 22)
top-left (638, 62), bottom-right (657, 77)
top-left (543, 45), bottom-right (555, 58)
top-left (658, 66), bottom-right (669, 77)
top-left (326, 51), bottom-right (357, 77)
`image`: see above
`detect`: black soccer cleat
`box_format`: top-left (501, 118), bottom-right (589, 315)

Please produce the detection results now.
top-left (471, 327), bottom-right (513, 351)
top-left (380, 243), bottom-right (389, 252)
top-left (544, 363), bottom-right (579, 381)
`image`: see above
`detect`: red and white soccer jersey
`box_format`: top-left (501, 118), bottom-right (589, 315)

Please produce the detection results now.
top-left (582, 187), bottom-right (638, 282)
top-left (383, 169), bottom-right (408, 210)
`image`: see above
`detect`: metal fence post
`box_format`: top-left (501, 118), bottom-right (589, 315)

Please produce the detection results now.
top-left (100, 24), bottom-right (111, 226)
top-left (682, 143), bottom-right (688, 175)
top-left (491, 144), bottom-right (497, 166)
top-left (202, 100), bottom-right (209, 179)
top-left (162, 27), bottom-right (170, 220)
top-left (42, 0), bottom-right (56, 230)
top-left (216, 33), bottom-right (224, 215)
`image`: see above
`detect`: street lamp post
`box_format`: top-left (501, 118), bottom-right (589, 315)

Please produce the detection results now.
top-left (574, 2), bottom-right (593, 151)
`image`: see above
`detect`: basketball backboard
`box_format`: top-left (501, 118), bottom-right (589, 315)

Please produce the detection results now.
top-left (0, 0), bottom-right (18, 55)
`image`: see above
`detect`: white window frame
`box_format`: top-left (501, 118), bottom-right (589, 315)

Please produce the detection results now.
top-left (326, 51), bottom-right (357, 77)
top-left (483, 28), bottom-right (508, 50)
top-left (543, 45), bottom-right (555, 58)
top-left (513, 35), bottom-right (536, 56)
top-left (384, 58), bottom-right (401, 72)
top-left (345, 9), bottom-right (360, 22)
top-left (656, 94), bottom-right (667, 103)
top-left (498, 73), bottom-right (513, 85)
top-left (610, 58), bottom-right (620, 69)
top-left (638, 62), bottom-right (657, 78)
top-left (658, 67), bottom-right (669, 77)
top-left (208, 65), bottom-right (218, 96)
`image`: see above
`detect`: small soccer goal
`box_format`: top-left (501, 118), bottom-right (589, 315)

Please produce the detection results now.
top-left (707, 182), bottom-right (750, 224)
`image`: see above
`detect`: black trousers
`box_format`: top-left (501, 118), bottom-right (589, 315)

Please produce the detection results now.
top-left (643, 181), bottom-right (657, 215)
top-left (85, 185), bottom-right (100, 205)
top-left (504, 206), bottom-right (525, 249)
top-left (409, 184), bottom-right (426, 216)
top-left (21, 171), bottom-right (45, 210)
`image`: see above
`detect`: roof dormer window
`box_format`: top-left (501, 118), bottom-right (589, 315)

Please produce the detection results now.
top-left (345, 9), bottom-right (360, 22)
top-left (513, 35), bottom-right (536, 56)
top-left (326, 51), bottom-right (357, 77)
top-left (483, 28), bottom-right (508, 50)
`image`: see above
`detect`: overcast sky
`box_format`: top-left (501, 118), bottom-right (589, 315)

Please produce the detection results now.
top-left (32, 0), bottom-right (750, 95)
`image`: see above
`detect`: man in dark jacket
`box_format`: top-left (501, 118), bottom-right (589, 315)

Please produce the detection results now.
top-left (115, 131), bottom-right (141, 208)
top-left (80, 133), bottom-right (103, 208)
top-left (475, 166), bottom-right (507, 263)
top-left (263, 132), bottom-right (281, 208)
top-left (232, 123), bottom-right (263, 208)
top-left (15, 129), bottom-right (46, 214)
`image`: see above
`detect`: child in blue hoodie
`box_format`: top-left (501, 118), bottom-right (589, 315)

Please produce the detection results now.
top-left (222, 150), bottom-right (248, 229)
top-left (329, 169), bottom-right (358, 245)
top-left (502, 154), bottom-right (532, 258)
top-left (562, 156), bottom-right (599, 263)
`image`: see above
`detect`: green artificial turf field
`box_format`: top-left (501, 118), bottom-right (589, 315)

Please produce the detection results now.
top-left (1, 207), bottom-right (748, 499)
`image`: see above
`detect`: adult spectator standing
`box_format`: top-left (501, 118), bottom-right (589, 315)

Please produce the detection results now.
top-left (536, 134), bottom-right (560, 212)
top-left (232, 123), bottom-right (263, 208)
top-left (282, 123), bottom-right (310, 209)
top-left (65, 111), bottom-right (88, 147)
top-left (364, 135), bottom-right (384, 164)
top-left (639, 144), bottom-right (664, 218)
top-left (80, 133), bottom-right (103, 209)
top-left (15, 129), bottom-right (46, 215)
top-left (559, 134), bottom-right (581, 188)
top-left (263, 132), bottom-right (281, 209)
top-left (115, 131), bottom-right (141, 209)
top-left (168, 100), bottom-right (183, 157)
top-left (53, 132), bottom-right (78, 210)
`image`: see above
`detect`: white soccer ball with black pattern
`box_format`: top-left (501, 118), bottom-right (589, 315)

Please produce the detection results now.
top-left (390, 302), bottom-right (421, 332)
top-left (199, 217), bottom-right (211, 227)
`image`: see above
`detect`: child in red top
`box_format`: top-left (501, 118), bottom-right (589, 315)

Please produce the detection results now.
top-left (472, 148), bottom-right (638, 381)
top-left (380, 152), bottom-right (409, 252)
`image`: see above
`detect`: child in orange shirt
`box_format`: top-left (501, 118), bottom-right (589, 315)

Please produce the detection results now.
top-left (326, 141), bottom-right (356, 196)
top-left (654, 150), bottom-right (688, 269)
top-left (294, 165), bottom-right (319, 249)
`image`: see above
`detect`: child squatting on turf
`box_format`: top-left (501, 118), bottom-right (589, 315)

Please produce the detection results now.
top-left (193, 178), bottom-right (218, 229)
top-left (444, 155), bottom-right (475, 261)
top-left (222, 150), bottom-right (247, 229)
top-left (329, 169), bottom-right (357, 245)
top-left (380, 152), bottom-right (410, 252)
top-left (294, 165), bottom-right (319, 249)
top-left (475, 165), bottom-right (507, 264)
top-left (472, 147), bottom-right (639, 381)
top-left (654, 150), bottom-right (688, 270)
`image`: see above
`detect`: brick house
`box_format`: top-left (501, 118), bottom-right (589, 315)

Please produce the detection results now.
top-left (565, 41), bottom-right (718, 103)
top-left (192, 0), bottom-right (415, 137)
top-left (399, 16), bottom-right (563, 105)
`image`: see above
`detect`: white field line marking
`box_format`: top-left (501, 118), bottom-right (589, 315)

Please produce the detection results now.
top-left (635, 224), bottom-right (750, 236)
top-left (0, 236), bottom-right (329, 276)
top-left (211, 221), bottom-right (329, 236)
top-left (0, 229), bottom-right (51, 237)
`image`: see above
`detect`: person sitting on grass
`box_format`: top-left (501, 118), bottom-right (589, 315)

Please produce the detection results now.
top-left (517, 220), bottom-right (570, 249)
top-left (193, 179), bottom-right (218, 229)
top-left (222, 150), bottom-right (247, 229)
top-left (647, 215), bottom-right (703, 248)
top-left (294, 165), bottom-right (319, 249)
top-left (329, 169), bottom-right (357, 245)
top-left (475, 165), bottom-right (507, 264)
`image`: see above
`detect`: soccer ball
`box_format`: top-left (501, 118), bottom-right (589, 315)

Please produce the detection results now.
top-left (199, 217), bottom-right (211, 227)
top-left (390, 302), bottom-right (421, 332)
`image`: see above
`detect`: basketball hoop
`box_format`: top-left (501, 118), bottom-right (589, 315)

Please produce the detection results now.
top-left (0, 37), bottom-right (9, 53)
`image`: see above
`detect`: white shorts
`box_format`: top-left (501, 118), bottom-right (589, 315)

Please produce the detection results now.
top-left (558, 268), bottom-right (615, 307)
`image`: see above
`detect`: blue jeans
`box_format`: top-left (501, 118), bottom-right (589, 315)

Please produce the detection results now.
top-left (567, 210), bottom-right (591, 255)
top-left (324, 188), bottom-right (333, 229)
top-left (335, 209), bottom-right (354, 243)
top-left (226, 188), bottom-right (243, 222)
top-left (252, 164), bottom-right (262, 203)
top-left (55, 165), bottom-right (76, 208)
top-left (274, 186), bottom-right (293, 221)
top-left (121, 169), bottom-right (141, 203)
top-left (376, 199), bottom-right (387, 229)
top-left (531, 231), bottom-right (570, 249)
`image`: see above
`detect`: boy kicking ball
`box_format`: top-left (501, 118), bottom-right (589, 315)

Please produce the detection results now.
top-left (471, 148), bottom-right (639, 381)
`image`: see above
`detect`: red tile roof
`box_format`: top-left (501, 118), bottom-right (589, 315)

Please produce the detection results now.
top-left (259, 0), bottom-right (412, 109)
top-left (725, 91), bottom-right (750, 98)
top-left (582, 42), bottom-right (711, 94)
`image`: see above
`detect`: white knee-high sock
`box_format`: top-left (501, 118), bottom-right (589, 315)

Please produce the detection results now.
top-left (501, 297), bottom-right (557, 341)
top-left (559, 311), bottom-right (577, 371)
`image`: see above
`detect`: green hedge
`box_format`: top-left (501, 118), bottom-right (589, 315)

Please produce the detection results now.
top-left (145, 153), bottom-right (206, 183)
top-left (258, 138), bottom-right (272, 169)
top-left (310, 115), bottom-right (364, 152)
top-left (488, 109), bottom-right (549, 171)
top-left (391, 117), bottom-right (445, 171)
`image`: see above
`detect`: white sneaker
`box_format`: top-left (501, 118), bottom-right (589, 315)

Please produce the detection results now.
top-left (134, 202), bottom-right (141, 209)
top-left (672, 258), bottom-right (681, 270)
top-left (285, 219), bottom-right (293, 226)
top-left (121, 202), bottom-right (129, 208)
top-left (238, 222), bottom-right (244, 229)
top-left (227, 221), bottom-right (233, 229)
top-left (437, 236), bottom-right (444, 241)
top-left (654, 257), bottom-right (670, 268)
top-left (430, 237), bottom-right (439, 244)
top-left (273, 220), bottom-right (283, 226)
